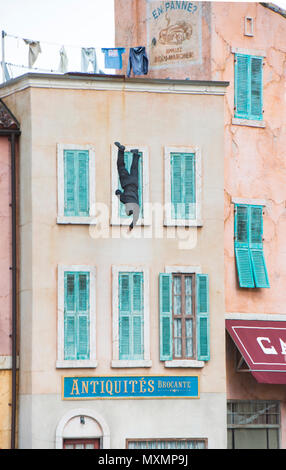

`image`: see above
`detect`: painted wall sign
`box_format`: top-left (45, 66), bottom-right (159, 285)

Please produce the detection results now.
top-left (147, 1), bottom-right (202, 68)
top-left (62, 375), bottom-right (199, 400)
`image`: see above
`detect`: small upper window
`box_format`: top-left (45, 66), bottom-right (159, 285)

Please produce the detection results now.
top-left (244, 17), bottom-right (254, 37)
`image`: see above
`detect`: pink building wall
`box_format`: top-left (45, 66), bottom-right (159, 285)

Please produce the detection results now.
top-left (0, 136), bottom-right (12, 356)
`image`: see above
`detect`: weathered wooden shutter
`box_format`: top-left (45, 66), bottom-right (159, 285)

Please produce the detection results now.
top-left (159, 273), bottom-right (173, 361)
top-left (184, 153), bottom-right (196, 219)
top-left (77, 273), bottom-right (90, 359)
top-left (64, 150), bottom-right (89, 217)
top-left (249, 206), bottom-right (270, 288)
top-left (235, 54), bottom-right (249, 117)
top-left (118, 151), bottom-right (143, 218)
top-left (250, 57), bottom-right (263, 119)
top-left (132, 273), bottom-right (143, 358)
top-left (77, 151), bottom-right (89, 216)
top-left (235, 54), bottom-right (263, 120)
top-left (196, 274), bottom-right (210, 361)
top-left (119, 273), bottom-right (131, 359)
top-left (171, 153), bottom-right (183, 219)
top-left (234, 205), bottom-right (255, 288)
top-left (171, 153), bottom-right (196, 220)
top-left (64, 150), bottom-right (76, 216)
top-left (119, 272), bottom-right (144, 360)
top-left (64, 271), bottom-right (90, 361)
top-left (64, 272), bottom-right (76, 360)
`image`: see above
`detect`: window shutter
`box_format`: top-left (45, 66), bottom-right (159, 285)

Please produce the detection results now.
top-left (171, 153), bottom-right (183, 219)
top-left (64, 273), bottom-right (76, 360)
top-left (196, 274), bottom-right (210, 361)
top-left (64, 271), bottom-right (90, 361)
top-left (77, 273), bottom-right (90, 359)
top-left (159, 273), bottom-right (173, 361)
top-left (119, 272), bottom-right (144, 360)
top-left (132, 273), bottom-right (144, 359)
top-left (119, 151), bottom-right (143, 218)
top-left (249, 206), bottom-right (270, 288)
top-left (184, 153), bottom-right (196, 219)
top-left (77, 151), bottom-right (89, 216)
top-left (250, 57), bottom-right (263, 119)
top-left (235, 54), bottom-right (249, 117)
top-left (234, 205), bottom-right (255, 288)
top-left (119, 273), bottom-right (131, 359)
top-left (64, 151), bottom-right (76, 216)
top-left (235, 54), bottom-right (263, 120)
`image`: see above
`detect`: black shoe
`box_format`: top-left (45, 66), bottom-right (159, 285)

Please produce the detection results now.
top-left (129, 222), bottom-right (134, 230)
top-left (114, 141), bottom-right (125, 151)
top-left (130, 148), bottom-right (139, 155)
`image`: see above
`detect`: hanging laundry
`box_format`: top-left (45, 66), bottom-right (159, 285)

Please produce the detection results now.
top-left (101, 48), bottom-right (125, 69)
top-left (23, 39), bottom-right (42, 68)
top-left (127, 47), bottom-right (149, 78)
top-left (58, 46), bottom-right (68, 73)
top-left (3, 62), bottom-right (11, 81)
top-left (81, 48), bottom-right (97, 73)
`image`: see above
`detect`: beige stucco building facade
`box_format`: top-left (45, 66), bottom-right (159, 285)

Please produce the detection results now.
top-left (115, 0), bottom-right (286, 448)
top-left (0, 73), bottom-right (227, 448)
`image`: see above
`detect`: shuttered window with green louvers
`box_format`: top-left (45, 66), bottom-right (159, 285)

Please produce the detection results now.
top-left (64, 149), bottom-right (89, 216)
top-left (118, 272), bottom-right (144, 360)
top-left (64, 271), bottom-right (90, 360)
top-left (234, 204), bottom-right (270, 288)
top-left (159, 273), bottom-right (210, 362)
top-left (234, 54), bottom-right (263, 120)
top-left (170, 152), bottom-right (196, 220)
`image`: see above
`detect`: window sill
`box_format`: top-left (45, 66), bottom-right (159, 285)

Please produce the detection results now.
top-left (110, 218), bottom-right (151, 227)
top-left (111, 360), bottom-right (152, 368)
top-left (164, 219), bottom-right (203, 227)
top-left (232, 117), bottom-right (265, 128)
top-left (164, 360), bottom-right (204, 368)
top-left (57, 216), bottom-right (97, 224)
top-left (56, 360), bottom-right (98, 368)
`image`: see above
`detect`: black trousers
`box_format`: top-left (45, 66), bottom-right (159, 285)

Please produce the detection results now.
top-left (117, 148), bottom-right (140, 188)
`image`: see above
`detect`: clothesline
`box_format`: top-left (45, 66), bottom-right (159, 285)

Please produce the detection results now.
top-left (2, 31), bottom-right (150, 81)
top-left (4, 29), bottom-right (151, 50)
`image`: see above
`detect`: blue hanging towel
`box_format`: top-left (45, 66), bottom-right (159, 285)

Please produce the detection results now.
top-left (127, 47), bottom-right (149, 77)
top-left (101, 48), bottom-right (125, 69)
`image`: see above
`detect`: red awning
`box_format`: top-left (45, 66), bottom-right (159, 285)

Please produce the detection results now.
top-left (226, 319), bottom-right (286, 384)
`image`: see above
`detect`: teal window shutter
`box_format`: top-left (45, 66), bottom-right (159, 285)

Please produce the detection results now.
top-left (64, 271), bottom-right (90, 360)
top-left (196, 274), bottom-right (210, 361)
top-left (119, 272), bottom-right (144, 360)
top-left (171, 153), bottom-right (196, 220)
top-left (77, 273), bottom-right (90, 359)
top-left (234, 204), bottom-right (270, 288)
top-left (64, 273), bottom-right (76, 360)
top-left (64, 151), bottom-right (76, 216)
top-left (64, 150), bottom-right (89, 217)
top-left (118, 151), bottom-right (143, 219)
top-left (234, 205), bottom-right (255, 288)
top-left (249, 206), bottom-right (270, 288)
top-left (159, 273), bottom-right (173, 361)
top-left (235, 54), bottom-right (263, 120)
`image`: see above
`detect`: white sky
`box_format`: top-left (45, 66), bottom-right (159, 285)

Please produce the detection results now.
top-left (1, 0), bottom-right (286, 80)
top-left (1, 0), bottom-right (115, 76)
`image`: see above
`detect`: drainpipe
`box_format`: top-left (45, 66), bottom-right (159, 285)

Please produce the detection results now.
top-left (9, 131), bottom-right (17, 449)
